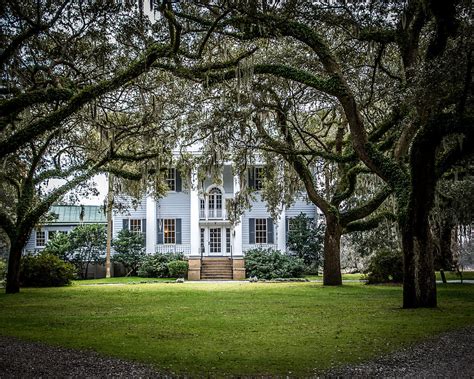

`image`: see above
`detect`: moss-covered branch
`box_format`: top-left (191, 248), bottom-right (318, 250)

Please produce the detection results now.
top-left (343, 211), bottom-right (396, 234)
top-left (0, 43), bottom-right (172, 158)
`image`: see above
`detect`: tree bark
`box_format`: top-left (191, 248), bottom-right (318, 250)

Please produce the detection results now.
top-left (401, 213), bottom-right (437, 308)
top-left (323, 214), bottom-right (342, 285)
top-left (5, 233), bottom-right (28, 294)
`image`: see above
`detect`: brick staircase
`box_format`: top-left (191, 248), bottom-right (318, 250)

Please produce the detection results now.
top-left (201, 258), bottom-right (233, 280)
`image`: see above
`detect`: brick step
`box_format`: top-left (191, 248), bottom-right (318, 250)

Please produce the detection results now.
top-left (201, 276), bottom-right (233, 280)
top-left (202, 267), bottom-right (232, 270)
top-left (201, 264), bottom-right (233, 269)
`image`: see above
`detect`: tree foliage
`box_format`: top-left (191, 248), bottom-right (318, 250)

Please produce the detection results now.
top-left (112, 229), bottom-right (146, 276)
top-left (287, 213), bottom-right (324, 273)
top-left (66, 224), bottom-right (106, 279)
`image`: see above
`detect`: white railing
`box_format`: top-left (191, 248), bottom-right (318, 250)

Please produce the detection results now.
top-left (155, 244), bottom-right (191, 255)
top-left (199, 207), bottom-right (225, 220)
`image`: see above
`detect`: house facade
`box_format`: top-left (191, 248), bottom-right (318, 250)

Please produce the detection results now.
top-left (113, 164), bottom-right (318, 279)
top-left (24, 205), bottom-right (106, 253)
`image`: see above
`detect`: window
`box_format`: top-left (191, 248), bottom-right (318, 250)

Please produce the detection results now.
top-left (255, 218), bottom-right (267, 244)
top-left (254, 167), bottom-right (264, 190)
top-left (209, 228), bottom-right (221, 254)
top-left (36, 231), bottom-right (46, 247)
top-left (208, 187), bottom-right (222, 218)
top-left (164, 219), bottom-right (175, 244)
top-left (166, 168), bottom-right (176, 191)
top-left (200, 198), bottom-right (205, 219)
top-left (226, 228), bottom-right (231, 254)
top-left (130, 219), bottom-right (142, 233)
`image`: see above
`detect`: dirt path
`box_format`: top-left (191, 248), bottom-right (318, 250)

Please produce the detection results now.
top-left (0, 326), bottom-right (472, 377)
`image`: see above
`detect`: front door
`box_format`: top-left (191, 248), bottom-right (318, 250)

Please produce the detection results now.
top-left (209, 227), bottom-right (222, 254)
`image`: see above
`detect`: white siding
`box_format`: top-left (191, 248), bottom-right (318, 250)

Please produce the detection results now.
top-left (113, 196), bottom-right (147, 238)
top-left (24, 225), bottom-right (76, 253)
top-left (286, 196), bottom-right (317, 218)
top-left (156, 191), bottom-right (191, 244)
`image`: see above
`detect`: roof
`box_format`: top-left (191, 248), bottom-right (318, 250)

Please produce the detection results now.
top-left (47, 205), bottom-right (106, 225)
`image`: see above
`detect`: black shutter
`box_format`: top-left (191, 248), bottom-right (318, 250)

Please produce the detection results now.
top-left (157, 219), bottom-right (163, 244)
top-left (176, 218), bottom-right (182, 244)
top-left (176, 170), bottom-right (182, 192)
top-left (122, 219), bottom-right (129, 231)
top-left (248, 168), bottom-right (255, 189)
top-left (267, 218), bottom-right (274, 244)
top-left (249, 218), bottom-right (255, 244)
top-left (141, 219), bottom-right (146, 242)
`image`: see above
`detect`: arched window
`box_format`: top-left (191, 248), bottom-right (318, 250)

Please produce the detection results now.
top-left (208, 187), bottom-right (222, 218)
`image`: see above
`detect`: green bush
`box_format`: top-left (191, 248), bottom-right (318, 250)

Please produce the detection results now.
top-left (365, 249), bottom-right (403, 284)
top-left (0, 259), bottom-right (6, 284)
top-left (245, 248), bottom-right (305, 279)
top-left (167, 260), bottom-right (188, 278)
top-left (112, 230), bottom-right (146, 276)
top-left (20, 253), bottom-right (76, 287)
top-left (137, 252), bottom-right (185, 278)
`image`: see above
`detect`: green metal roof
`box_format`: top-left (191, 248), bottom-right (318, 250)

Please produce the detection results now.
top-left (47, 205), bottom-right (106, 225)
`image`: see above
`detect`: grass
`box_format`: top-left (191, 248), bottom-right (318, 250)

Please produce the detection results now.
top-left (73, 277), bottom-right (176, 285)
top-left (0, 282), bottom-right (473, 376)
top-left (305, 271), bottom-right (474, 282)
top-left (305, 273), bottom-right (364, 281)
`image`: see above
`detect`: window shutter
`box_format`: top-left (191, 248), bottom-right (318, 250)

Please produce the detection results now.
top-left (285, 217), bottom-right (289, 243)
top-left (249, 218), bottom-right (255, 244)
top-left (176, 218), bottom-right (182, 244)
top-left (176, 170), bottom-right (182, 192)
top-left (248, 168), bottom-right (255, 189)
top-left (267, 218), bottom-right (274, 244)
top-left (122, 219), bottom-right (129, 231)
top-left (141, 219), bottom-right (146, 242)
top-left (157, 219), bottom-right (163, 244)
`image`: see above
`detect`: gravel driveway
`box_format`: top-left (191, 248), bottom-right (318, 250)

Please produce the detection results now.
top-left (0, 326), bottom-right (473, 378)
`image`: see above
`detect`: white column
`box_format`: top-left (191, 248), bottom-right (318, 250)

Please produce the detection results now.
top-left (146, 195), bottom-right (157, 254)
top-left (233, 174), bottom-right (243, 256)
top-left (277, 205), bottom-right (286, 252)
top-left (190, 168), bottom-right (200, 257)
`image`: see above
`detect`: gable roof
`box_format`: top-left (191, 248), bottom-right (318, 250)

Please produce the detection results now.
top-left (47, 205), bottom-right (106, 225)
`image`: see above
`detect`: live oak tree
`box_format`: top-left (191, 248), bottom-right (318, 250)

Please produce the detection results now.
top-left (173, 0), bottom-right (472, 307)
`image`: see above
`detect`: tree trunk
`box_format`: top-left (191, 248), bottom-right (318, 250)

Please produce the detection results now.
top-left (433, 219), bottom-right (455, 270)
top-left (323, 214), bottom-right (342, 285)
top-left (401, 216), bottom-right (437, 308)
top-left (106, 173), bottom-right (114, 278)
top-left (5, 234), bottom-right (28, 294)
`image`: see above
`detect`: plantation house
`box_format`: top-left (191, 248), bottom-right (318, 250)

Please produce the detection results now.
top-left (26, 164), bottom-right (318, 280)
top-left (114, 162), bottom-right (318, 280)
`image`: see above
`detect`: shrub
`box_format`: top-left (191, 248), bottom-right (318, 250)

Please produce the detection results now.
top-left (245, 248), bottom-right (305, 279)
top-left (137, 252), bottom-right (185, 278)
top-left (0, 259), bottom-right (6, 284)
top-left (287, 213), bottom-right (324, 274)
top-left (167, 260), bottom-right (188, 278)
top-left (364, 249), bottom-right (403, 284)
top-left (20, 253), bottom-right (76, 287)
top-left (67, 224), bottom-right (106, 279)
top-left (112, 230), bottom-right (146, 276)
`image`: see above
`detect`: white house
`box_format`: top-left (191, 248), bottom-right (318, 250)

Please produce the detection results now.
top-left (113, 163), bottom-right (317, 280)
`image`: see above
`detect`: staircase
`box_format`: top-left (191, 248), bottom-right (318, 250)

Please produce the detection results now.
top-left (201, 258), bottom-right (233, 280)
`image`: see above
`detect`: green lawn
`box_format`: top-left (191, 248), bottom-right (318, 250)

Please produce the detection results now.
top-left (0, 282), bottom-right (473, 376)
top-left (305, 271), bottom-right (474, 282)
top-left (73, 277), bottom-right (176, 285)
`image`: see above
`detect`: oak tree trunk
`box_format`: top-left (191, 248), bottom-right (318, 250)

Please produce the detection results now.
top-left (323, 215), bottom-right (342, 285)
top-left (401, 214), bottom-right (437, 308)
top-left (5, 233), bottom-right (28, 294)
